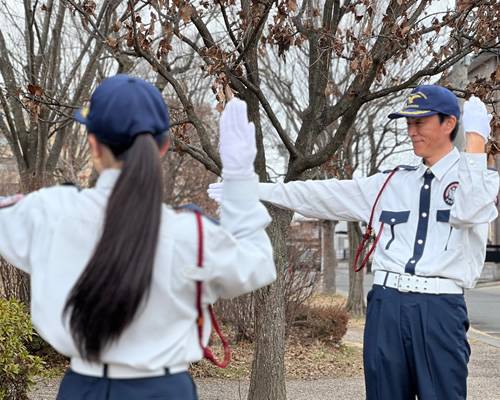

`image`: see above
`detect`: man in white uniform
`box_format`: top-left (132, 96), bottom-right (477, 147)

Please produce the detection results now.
top-left (209, 86), bottom-right (498, 399)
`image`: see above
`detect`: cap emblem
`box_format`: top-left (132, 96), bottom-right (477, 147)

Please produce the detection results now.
top-left (406, 91), bottom-right (428, 107)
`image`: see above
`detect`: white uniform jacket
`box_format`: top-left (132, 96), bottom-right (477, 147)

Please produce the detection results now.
top-left (0, 169), bottom-right (276, 370)
top-left (260, 149), bottom-right (499, 289)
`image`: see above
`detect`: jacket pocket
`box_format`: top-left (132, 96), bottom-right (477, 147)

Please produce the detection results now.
top-left (437, 209), bottom-right (450, 222)
top-left (379, 210), bottom-right (410, 250)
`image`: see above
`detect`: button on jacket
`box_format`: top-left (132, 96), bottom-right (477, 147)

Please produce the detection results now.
top-left (259, 149), bottom-right (498, 289)
top-left (0, 169), bottom-right (276, 370)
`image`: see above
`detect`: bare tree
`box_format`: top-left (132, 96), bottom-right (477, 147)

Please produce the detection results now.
top-left (6, 1), bottom-right (499, 398)
top-left (118, 2), bottom-right (498, 398)
top-left (0, 0), bottom-right (131, 302)
top-left (163, 115), bottom-right (220, 215)
top-left (0, 1), bottom-right (126, 190)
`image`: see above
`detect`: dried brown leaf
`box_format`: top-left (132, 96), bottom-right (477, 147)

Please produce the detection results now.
top-left (105, 37), bottom-right (117, 47)
top-left (361, 56), bottom-right (372, 72)
top-left (216, 87), bottom-right (225, 102)
top-left (325, 81), bottom-right (334, 97)
top-left (148, 21), bottom-right (155, 36)
top-left (350, 58), bottom-right (359, 73)
top-left (179, 3), bottom-right (193, 24)
top-left (225, 84), bottom-right (233, 102)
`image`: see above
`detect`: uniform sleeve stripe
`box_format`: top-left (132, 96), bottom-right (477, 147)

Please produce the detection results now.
top-left (0, 194), bottom-right (26, 209)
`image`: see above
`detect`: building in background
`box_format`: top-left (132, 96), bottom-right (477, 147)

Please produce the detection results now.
top-left (287, 218), bottom-right (322, 272)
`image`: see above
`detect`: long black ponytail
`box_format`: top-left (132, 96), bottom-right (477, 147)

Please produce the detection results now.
top-left (64, 134), bottom-right (164, 362)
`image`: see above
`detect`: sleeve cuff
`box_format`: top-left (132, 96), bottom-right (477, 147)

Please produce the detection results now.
top-left (222, 175), bottom-right (259, 201)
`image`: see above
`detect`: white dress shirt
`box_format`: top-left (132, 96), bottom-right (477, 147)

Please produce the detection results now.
top-left (0, 169), bottom-right (276, 370)
top-left (259, 149), bottom-right (498, 289)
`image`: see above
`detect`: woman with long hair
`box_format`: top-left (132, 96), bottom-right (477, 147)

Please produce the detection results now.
top-left (0, 74), bottom-right (275, 399)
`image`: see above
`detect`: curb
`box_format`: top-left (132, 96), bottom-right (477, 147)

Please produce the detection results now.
top-left (468, 326), bottom-right (500, 348)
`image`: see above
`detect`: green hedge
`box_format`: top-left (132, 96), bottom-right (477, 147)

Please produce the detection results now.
top-left (0, 298), bottom-right (50, 400)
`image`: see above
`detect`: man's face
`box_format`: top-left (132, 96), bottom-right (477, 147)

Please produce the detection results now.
top-left (406, 114), bottom-right (455, 165)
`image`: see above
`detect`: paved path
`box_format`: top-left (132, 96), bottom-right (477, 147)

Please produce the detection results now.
top-left (466, 282), bottom-right (500, 346)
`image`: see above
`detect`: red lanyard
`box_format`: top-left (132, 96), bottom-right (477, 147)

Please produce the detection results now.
top-left (353, 168), bottom-right (399, 272)
top-left (194, 212), bottom-right (231, 368)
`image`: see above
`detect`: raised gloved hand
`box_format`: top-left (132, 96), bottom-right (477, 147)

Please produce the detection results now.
top-left (463, 95), bottom-right (492, 143)
top-left (207, 182), bottom-right (223, 204)
top-left (219, 98), bottom-right (257, 180)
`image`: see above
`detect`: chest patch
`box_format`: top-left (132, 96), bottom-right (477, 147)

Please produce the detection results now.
top-left (443, 182), bottom-right (459, 206)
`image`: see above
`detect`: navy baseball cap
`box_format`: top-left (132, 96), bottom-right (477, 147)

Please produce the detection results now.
top-left (388, 85), bottom-right (461, 120)
top-left (74, 74), bottom-right (170, 148)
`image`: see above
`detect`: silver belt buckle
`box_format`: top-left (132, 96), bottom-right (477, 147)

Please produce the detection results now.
top-left (397, 273), bottom-right (412, 292)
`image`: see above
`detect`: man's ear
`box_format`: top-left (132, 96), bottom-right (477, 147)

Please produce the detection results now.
top-left (159, 137), bottom-right (170, 158)
top-left (444, 115), bottom-right (457, 136)
top-left (87, 134), bottom-right (102, 158)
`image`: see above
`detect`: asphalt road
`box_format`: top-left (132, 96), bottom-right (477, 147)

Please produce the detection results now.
top-left (465, 284), bottom-right (500, 347)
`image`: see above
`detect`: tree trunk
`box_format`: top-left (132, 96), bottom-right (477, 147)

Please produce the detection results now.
top-left (247, 206), bottom-right (293, 400)
top-left (346, 221), bottom-right (366, 316)
top-left (0, 259), bottom-right (30, 305)
top-left (321, 219), bottom-right (337, 294)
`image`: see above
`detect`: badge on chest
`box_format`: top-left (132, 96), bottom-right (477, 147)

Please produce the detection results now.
top-left (443, 182), bottom-right (459, 206)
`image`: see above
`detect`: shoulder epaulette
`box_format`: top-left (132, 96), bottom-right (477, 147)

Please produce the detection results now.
top-left (383, 165), bottom-right (418, 174)
top-left (175, 204), bottom-right (219, 225)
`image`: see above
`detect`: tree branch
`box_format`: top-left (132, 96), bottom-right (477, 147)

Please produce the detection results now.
top-left (235, 73), bottom-right (301, 160)
top-left (128, 0), bottom-right (222, 170)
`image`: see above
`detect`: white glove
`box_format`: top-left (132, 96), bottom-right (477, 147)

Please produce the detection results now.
top-left (219, 98), bottom-right (257, 180)
top-left (463, 95), bottom-right (492, 143)
top-left (207, 182), bottom-right (223, 204)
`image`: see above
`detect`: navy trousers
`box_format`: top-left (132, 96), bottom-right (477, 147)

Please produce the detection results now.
top-left (56, 369), bottom-right (199, 400)
top-left (364, 285), bottom-right (470, 400)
